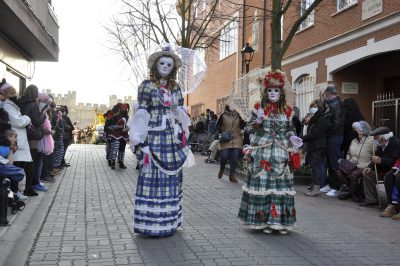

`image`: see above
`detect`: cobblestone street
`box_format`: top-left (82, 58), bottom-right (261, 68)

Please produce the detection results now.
top-left (1, 144), bottom-right (400, 266)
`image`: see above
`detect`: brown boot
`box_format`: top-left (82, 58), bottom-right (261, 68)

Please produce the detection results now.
top-left (380, 204), bottom-right (397, 217)
top-left (218, 170), bottom-right (223, 179)
top-left (229, 174), bottom-right (238, 182)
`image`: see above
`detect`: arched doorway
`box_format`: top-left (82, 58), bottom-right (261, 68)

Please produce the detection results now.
top-left (293, 75), bottom-right (315, 119)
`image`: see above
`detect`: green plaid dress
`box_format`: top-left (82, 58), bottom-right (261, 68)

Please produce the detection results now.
top-left (238, 112), bottom-right (296, 230)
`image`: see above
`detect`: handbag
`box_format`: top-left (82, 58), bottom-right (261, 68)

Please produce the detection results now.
top-left (339, 137), bottom-right (367, 175)
top-left (26, 124), bottom-right (43, 140)
top-left (219, 131), bottom-right (232, 143)
top-left (338, 159), bottom-right (357, 174)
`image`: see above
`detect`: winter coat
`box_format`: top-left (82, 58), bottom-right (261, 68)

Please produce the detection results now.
top-left (342, 109), bottom-right (365, 155)
top-left (301, 110), bottom-right (329, 152)
top-left (2, 99), bottom-right (32, 162)
top-left (63, 115), bottom-right (74, 141)
top-left (18, 96), bottom-right (46, 149)
top-left (325, 96), bottom-right (345, 137)
top-left (368, 137), bottom-right (400, 174)
top-left (346, 136), bottom-right (373, 169)
top-left (208, 119), bottom-right (217, 135)
top-left (217, 110), bottom-right (244, 150)
top-left (37, 114), bottom-right (54, 155)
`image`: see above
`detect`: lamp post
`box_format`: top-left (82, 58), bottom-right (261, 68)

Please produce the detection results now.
top-left (241, 43), bottom-right (255, 74)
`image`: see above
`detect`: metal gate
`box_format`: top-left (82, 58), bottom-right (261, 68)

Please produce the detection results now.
top-left (372, 98), bottom-right (400, 137)
top-left (293, 75), bottom-right (315, 119)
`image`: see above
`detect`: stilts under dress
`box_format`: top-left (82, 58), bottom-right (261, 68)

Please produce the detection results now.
top-left (133, 80), bottom-right (190, 237)
top-left (238, 104), bottom-right (297, 231)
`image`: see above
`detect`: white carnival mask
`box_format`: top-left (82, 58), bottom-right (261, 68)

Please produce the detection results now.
top-left (157, 56), bottom-right (174, 78)
top-left (267, 87), bottom-right (280, 103)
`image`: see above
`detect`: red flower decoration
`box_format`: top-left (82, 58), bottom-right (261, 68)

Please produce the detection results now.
top-left (254, 102), bottom-right (261, 110)
top-left (264, 71), bottom-right (286, 88)
top-left (271, 204), bottom-right (278, 218)
top-left (259, 160), bottom-right (271, 171)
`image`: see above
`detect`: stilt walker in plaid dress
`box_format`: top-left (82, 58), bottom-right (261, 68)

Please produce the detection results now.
top-left (130, 44), bottom-right (193, 237)
top-left (238, 70), bottom-right (303, 235)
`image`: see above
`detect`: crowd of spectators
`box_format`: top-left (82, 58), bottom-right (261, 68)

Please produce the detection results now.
top-left (0, 79), bottom-right (72, 224)
top-left (190, 84), bottom-right (400, 220)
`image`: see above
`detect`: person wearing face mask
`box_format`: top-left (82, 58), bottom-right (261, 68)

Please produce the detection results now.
top-left (300, 100), bottom-right (329, 196)
top-left (129, 43), bottom-right (194, 237)
top-left (238, 70), bottom-right (302, 235)
top-left (37, 93), bottom-right (55, 183)
top-left (0, 79), bottom-right (35, 197)
top-left (360, 127), bottom-right (400, 206)
top-left (337, 121), bottom-right (373, 201)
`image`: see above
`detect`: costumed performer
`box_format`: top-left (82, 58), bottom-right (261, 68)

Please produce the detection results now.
top-left (129, 43), bottom-right (193, 237)
top-left (238, 70), bottom-right (302, 234)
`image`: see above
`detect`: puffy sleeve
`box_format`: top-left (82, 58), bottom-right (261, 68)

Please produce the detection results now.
top-left (137, 81), bottom-right (152, 111)
top-left (129, 81), bottom-right (152, 146)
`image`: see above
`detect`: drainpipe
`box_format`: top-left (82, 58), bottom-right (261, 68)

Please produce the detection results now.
top-left (262, 0), bottom-right (267, 66)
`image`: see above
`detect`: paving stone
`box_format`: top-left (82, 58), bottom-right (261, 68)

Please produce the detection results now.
top-left (4, 145), bottom-right (398, 266)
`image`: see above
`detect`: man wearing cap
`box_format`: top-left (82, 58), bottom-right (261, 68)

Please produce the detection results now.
top-left (361, 127), bottom-right (400, 206)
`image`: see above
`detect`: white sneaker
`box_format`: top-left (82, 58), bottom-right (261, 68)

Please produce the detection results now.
top-left (320, 185), bottom-right (331, 193)
top-left (326, 189), bottom-right (339, 197)
top-left (16, 191), bottom-right (28, 201)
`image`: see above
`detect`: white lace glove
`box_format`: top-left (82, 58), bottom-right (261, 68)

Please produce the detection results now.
top-left (290, 135), bottom-right (303, 149)
top-left (128, 109), bottom-right (150, 146)
top-left (255, 108), bottom-right (265, 124)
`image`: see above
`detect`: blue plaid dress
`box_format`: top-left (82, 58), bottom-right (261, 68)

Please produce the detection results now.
top-left (134, 80), bottom-right (190, 237)
top-left (238, 111), bottom-right (297, 230)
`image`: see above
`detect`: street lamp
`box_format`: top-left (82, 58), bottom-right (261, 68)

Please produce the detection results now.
top-left (241, 43), bottom-right (255, 74)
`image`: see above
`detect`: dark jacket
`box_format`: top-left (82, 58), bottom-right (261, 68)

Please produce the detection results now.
top-left (325, 96), bottom-right (345, 137)
top-left (208, 119), bottom-right (217, 135)
top-left (63, 115), bottom-right (74, 140)
top-left (301, 110), bottom-right (329, 152)
top-left (18, 96), bottom-right (46, 129)
top-left (18, 96), bottom-right (46, 147)
top-left (368, 137), bottom-right (400, 174)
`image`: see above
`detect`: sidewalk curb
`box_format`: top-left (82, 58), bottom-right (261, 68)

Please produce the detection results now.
top-left (0, 168), bottom-right (68, 266)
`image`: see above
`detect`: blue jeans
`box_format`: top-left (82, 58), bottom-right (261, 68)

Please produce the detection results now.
top-left (33, 152), bottom-right (44, 185)
top-left (326, 135), bottom-right (343, 190)
top-left (219, 148), bottom-right (241, 175)
top-left (309, 148), bottom-right (327, 187)
top-left (0, 163), bottom-right (25, 193)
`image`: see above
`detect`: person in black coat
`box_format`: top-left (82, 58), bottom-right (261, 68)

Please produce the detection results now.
top-left (341, 97), bottom-right (365, 158)
top-left (301, 100), bottom-right (329, 196)
top-left (361, 127), bottom-right (400, 206)
top-left (18, 85), bottom-right (47, 192)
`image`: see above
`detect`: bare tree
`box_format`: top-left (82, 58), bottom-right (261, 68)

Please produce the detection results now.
top-left (270, 0), bottom-right (324, 70)
top-left (105, 0), bottom-right (324, 83)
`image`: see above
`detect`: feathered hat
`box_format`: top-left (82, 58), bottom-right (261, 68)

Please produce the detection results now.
top-left (263, 70), bottom-right (286, 89)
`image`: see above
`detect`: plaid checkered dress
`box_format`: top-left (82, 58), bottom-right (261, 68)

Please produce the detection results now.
top-left (134, 80), bottom-right (189, 237)
top-left (238, 113), bottom-right (297, 230)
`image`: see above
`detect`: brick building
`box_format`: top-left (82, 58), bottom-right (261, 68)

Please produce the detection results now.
top-left (188, 0), bottom-right (400, 133)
